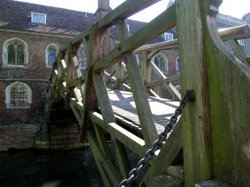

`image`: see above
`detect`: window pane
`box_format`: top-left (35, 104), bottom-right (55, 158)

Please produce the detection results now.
top-left (32, 13), bottom-right (46, 24)
top-left (10, 85), bottom-right (28, 107)
top-left (176, 58), bottom-right (180, 74)
top-left (77, 48), bottom-right (88, 69)
top-left (17, 44), bottom-right (25, 65)
top-left (8, 44), bottom-right (15, 65)
top-left (82, 50), bottom-right (88, 68)
top-left (48, 48), bottom-right (56, 66)
top-left (155, 56), bottom-right (166, 72)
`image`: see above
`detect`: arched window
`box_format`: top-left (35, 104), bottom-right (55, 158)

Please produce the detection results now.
top-left (77, 45), bottom-right (88, 69)
top-left (45, 43), bottom-right (59, 68)
top-left (5, 82), bottom-right (32, 109)
top-left (153, 53), bottom-right (168, 74)
top-left (2, 38), bottom-right (28, 67)
top-left (176, 56), bottom-right (180, 74)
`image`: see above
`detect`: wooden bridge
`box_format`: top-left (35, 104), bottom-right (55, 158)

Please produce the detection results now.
top-left (39, 0), bottom-right (250, 186)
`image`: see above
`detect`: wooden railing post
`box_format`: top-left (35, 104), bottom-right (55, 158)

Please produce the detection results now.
top-left (176, 0), bottom-right (212, 185)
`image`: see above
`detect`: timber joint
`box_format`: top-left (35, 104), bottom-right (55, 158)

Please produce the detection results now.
top-left (185, 90), bottom-right (196, 102)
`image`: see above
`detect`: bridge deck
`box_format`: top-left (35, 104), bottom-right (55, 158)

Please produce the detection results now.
top-left (108, 89), bottom-right (179, 134)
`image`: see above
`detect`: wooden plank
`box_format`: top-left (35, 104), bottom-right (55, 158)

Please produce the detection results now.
top-left (73, 87), bottom-right (82, 102)
top-left (93, 4), bottom-right (176, 72)
top-left (219, 24), bottom-right (250, 40)
top-left (135, 39), bottom-right (178, 53)
top-left (126, 53), bottom-right (158, 145)
top-left (114, 62), bottom-right (124, 89)
top-left (117, 20), bottom-right (158, 145)
top-left (226, 39), bottom-right (248, 64)
top-left (87, 133), bottom-right (112, 187)
top-left (108, 89), bottom-right (179, 134)
top-left (81, 31), bottom-right (103, 135)
top-left (93, 73), bottom-right (132, 182)
top-left (203, 2), bottom-right (250, 186)
top-left (145, 75), bottom-right (180, 88)
top-left (141, 51), bottom-right (160, 97)
top-left (104, 71), bottom-right (131, 91)
top-left (72, 56), bottom-right (83, 79)
top-left (113, 138), bottom-right (130, 179)
top-left (88, 130), bottom-right (121, 186)
top-left (93, 123), bottom-right (112, 160)
top-left (69, 98), bottom-right (83, 126)
top-left (90, 112), bottom-right (146, 157)
top-left (134, 25), bottom-right (250, 54)
top-left (176, 0), bottom-right (212, 185)
top-left (150, 60), bottom-right (181, 100)
top-left (141, 51), bottom-right (152, 95)
top-left (93, 73), bottom-right (116, 123)
top-left (142, 122), bottom-right (183, 185)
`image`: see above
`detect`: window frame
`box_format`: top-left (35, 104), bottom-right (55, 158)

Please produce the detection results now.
top-left (238, 39), bottom-right (246, 46)
top-left (77, 45), bottom-right (88, 70)
top-left (2, 38), bottom-right (29, 68)
top-left (153, 52), bottom-right (169, 74)
top-left (31, 12), bottom-right (47, 25)
top-left (45, 43), bottom-right (59, 68)
top-left (163, 32), bottom-right (174, 41)
top-left (5, 82), bottom-right (32, 109)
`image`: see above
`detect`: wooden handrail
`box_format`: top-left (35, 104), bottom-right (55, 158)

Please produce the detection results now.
top-left (135, 24), bottom-right (250, 53)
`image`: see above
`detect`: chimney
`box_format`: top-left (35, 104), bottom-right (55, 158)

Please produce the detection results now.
top-left (98, 0), bottom-right (110, 10)
top-left (95, 0), bottom-right (111, 18)
top-left (243, 13), bottom-right (250, 26)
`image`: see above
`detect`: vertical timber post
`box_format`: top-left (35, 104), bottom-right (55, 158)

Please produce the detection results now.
top-left (176, 0), bottom-right (212, 185)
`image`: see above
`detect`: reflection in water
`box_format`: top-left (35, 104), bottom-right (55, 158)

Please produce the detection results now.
top-left (0, 148), bottom-right (103, 187)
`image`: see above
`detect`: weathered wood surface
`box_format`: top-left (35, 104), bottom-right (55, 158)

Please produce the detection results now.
top-left (90, 112), bottom-right (146, 157)
top-left (177, 0), bottom-right (250, 186)
top-left (176, 0), bottom-right (212, 185)
top-left (117, 20), bottom-right (158, 145)
top-left (135, 25), bottom-right (250, 54)
top-left (107, 89), bottom-right (179, 134)
top-left (142, 121), bottom-right (183, 185)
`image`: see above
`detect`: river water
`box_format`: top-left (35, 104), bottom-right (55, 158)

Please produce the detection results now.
top-left (0, 148), bottom-right (104, 187)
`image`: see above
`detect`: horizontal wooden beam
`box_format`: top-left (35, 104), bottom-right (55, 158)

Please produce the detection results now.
top-left (135, 25), bottom-right (250, 53)
top-left (90, 111), bottom-right (147, 157)
top-left (94, 0), bottom-right (161, 29)
top-left (219, 24), bottom-right (250, 40)
top-left (135, 39), bottom-right (178, 53)
top-left (145, 75), bottom-right (180, 88)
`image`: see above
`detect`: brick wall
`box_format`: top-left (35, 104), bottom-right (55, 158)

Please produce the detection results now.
top-left (0, 31), bottom-right (72, 150)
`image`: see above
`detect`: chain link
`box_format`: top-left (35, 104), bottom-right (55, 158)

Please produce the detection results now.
top-left (119, 90), bottom-right (195, 187)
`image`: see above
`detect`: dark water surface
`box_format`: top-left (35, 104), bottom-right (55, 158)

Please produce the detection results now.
top-left (0, 148), bottom-right (103, 187)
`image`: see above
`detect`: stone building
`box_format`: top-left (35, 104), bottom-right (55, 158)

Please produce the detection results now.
top-left (0, 0), bottom-right (145, 151)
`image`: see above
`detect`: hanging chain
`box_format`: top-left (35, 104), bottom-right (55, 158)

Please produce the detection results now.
top-left (119, 90), bottom-right (195, 187)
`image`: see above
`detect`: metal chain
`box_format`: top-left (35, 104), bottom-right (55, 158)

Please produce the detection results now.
top-left (119, 90), bottom-right (195, 187)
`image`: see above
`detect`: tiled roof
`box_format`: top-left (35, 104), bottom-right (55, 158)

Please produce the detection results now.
top-left (217, 14), bottom-right (243, 28)
top-left (0, 0), bottom-right (96, 35)
top-left (0, 0), bottom-right (244, 40)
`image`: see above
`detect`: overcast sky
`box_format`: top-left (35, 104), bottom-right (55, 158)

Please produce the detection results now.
top-left (16, 0), bottom-right (250, 22)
